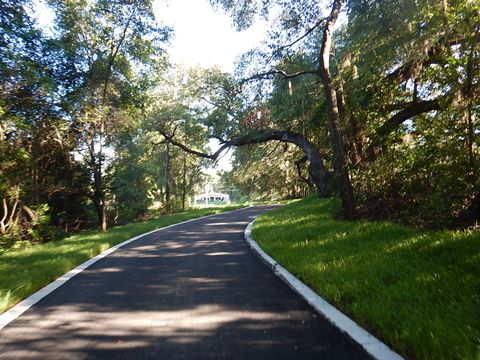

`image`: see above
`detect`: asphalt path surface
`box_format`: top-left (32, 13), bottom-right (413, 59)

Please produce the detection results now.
top-left (0, 206), bottom-right (372, 359)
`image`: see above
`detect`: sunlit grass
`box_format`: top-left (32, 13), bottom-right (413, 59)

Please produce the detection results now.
top-left (0, 205), bottom-right (244, 314)
top-left (253, 196), bottom-right (480, 360)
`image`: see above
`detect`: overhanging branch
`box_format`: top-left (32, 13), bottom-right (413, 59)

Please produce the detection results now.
top-left (365, 97), bottom-right (444, 158)
top-left (269, 18), bottom-right (326, 61)
top-left (159, 128), bottom-right (332, 196)
top-left (157, 129), bottom-right (228, 160)
top-left (376, 98), bottom-right (442, 138)
top-left (387, 35), bottom-right (469, 83)
top-left (240, 69), bottom-right (319, 85)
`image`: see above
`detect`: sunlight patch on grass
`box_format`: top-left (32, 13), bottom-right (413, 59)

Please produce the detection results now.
top-left (253, 196), bottom-right (480, 360)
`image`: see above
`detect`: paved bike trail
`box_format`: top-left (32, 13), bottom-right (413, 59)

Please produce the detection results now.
top-left (0, 206), bottom-right (372, 359)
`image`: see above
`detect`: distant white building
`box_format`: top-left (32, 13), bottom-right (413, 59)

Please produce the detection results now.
top-left (194, 185), bottom-right (230, 205)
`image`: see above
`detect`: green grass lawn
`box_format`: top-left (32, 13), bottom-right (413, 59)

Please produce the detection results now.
top-left (0, 205), bottom-right (244, 314)
top-left (252, 196), bottom-right (480, 360)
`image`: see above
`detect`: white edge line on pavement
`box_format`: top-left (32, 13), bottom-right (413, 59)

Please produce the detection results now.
top-left (244, 220), bottom-right (405, 360)
top-left (0, 206), bottom-right (253, 331)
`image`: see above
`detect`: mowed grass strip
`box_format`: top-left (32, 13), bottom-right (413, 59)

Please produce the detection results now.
top-left (0, 205), bottom-right (244, 314)
top-left (252, 196), bottom-right (480, 360)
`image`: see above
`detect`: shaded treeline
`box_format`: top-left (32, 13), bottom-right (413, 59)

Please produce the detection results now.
top-left (1, 0), bottom-right (479, 250)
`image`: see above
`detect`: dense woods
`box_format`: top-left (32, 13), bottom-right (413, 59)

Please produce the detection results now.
top-left (206, 0), bottom-right (479, 227)
top-left (1, 0), bottom-right (478, 248)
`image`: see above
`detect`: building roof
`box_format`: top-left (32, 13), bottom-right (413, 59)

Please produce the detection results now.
top-left (195, 191), bottom-right (229, 200)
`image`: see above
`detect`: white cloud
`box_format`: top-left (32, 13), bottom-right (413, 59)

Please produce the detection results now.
top-left (154, 0), bottom-right (268, 171)
top-left (154, 0), bottom-right (267, 72)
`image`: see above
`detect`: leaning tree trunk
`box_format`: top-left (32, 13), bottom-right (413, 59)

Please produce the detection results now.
top-left (160, 128), bottom-right (332, 197)
top-left (293, 134), bottom-right (332, 197)
top-left (318, 0), bottom-right (357, 218)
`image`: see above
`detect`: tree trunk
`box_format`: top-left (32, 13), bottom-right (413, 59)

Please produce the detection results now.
top-left (164, 143), bottom-right (171, 212)
top-left (182, 153), bottom-right (187, 211)
top-left (32, 137), bottom-right (40, 206)
top-left (318, 0), bottom-right (357, 218)
top-left (465, 51), bottom-right (475, 173)
top-left (337, 72), bottom-right (364, 166)
top-left (89, 135), bottom-right (107, 232)
top-left (92, 10), bottom-right (136, 232)
top-left (93, 163), bottom-right (108, 232)
top-left (161, 128), bottom-right (332, 197)
top-left (301, 139), bottom-right (332, 197)
top-left (1, 198), bottom-right (8, 233)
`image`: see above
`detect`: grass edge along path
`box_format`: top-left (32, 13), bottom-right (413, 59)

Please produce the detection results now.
top-left (0, 205), bottom-right (245, 314)
top-left (252, 196), bottom-right (480, 360)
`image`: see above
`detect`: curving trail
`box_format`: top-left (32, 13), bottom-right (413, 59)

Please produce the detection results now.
top-left (0, 206), bottom-right (371, 359)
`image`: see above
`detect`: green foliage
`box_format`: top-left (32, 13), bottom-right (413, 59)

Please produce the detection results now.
top-left (227, 143), bottom-right (312, 200)
top-left (109, 133), bottom-right (154, 222)
top-left (0, 0), bottom-right (93, 244)
top-left (108, 125), bottom-right (205, 222)
top-left (1, 0), bottom-right (176, 244)
top-left (268, 54), bottom-right (324, 134)
top-left (45, 0), bottom-right (172, 230)
top-left (253, 196), bottom-right (480, 360)
top-left (213, 0), bottom-right (479, 227)
top-left (354, 109), bottom-right (480, 228)
top-left (346, 0), bottom-right (439, 74)
top-left (1, 0), bottom-right (478, 245)
top-left (345, 1), bottom-right (479, 227)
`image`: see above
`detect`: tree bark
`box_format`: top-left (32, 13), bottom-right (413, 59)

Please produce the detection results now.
top-left (89, 5), bottom-right (136, 231)
top-left (337, 69), bottom-right (364, 166)
top-left (376, 99), bottom-right (442, 139)
top-left (160, 129), bottom-right (332, 197)
top-left (92, 161), bottom-right (108, 232)
top-left (317, 0), bottom-right (357, 218)
top-left (182, 152), bottom-right (187, 211)
top-left (1, 198), bottom-right (8, 233)
top-left (0, 195), bottom-right (20, 234)
top-left (88, 136), bottom-right (108, 232)
top-left (164, 142), bottom-right (171, 212)
top-left (465, 51), bottom-right (475, 173)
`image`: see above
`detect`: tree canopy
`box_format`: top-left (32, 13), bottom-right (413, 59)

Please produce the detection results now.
top-left (1, 0), bottom-right (478, 249)
top-left (205, 0), bottom-right (479, 226)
